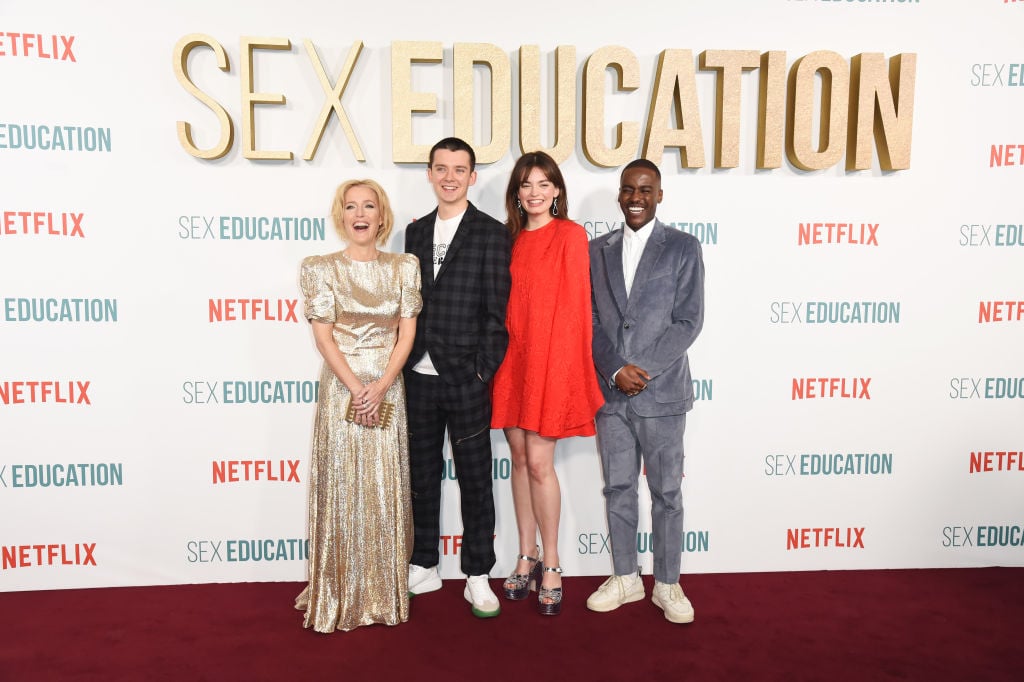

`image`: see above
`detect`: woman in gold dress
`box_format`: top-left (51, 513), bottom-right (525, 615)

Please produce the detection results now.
top-left (295, 179), bottom-right (422, 633)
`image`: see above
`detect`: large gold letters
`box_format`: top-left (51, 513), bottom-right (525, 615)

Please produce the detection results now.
top-left (173, 36), bottom-right (916, 171)
top-left (173, 34), bottom-right (234, 160)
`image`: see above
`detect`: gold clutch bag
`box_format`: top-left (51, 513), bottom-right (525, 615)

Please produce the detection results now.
top-left (345, 398), bottom-right (395, 429)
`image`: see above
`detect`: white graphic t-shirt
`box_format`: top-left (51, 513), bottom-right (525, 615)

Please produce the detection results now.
top-left (413, 209), bottom-right (466, 375)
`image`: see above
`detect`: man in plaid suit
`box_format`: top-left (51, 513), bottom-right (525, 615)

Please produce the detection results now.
top-left (403, 137), bottom-right (512, 618)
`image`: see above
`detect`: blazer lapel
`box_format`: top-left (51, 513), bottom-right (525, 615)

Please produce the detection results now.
top-left (625, 221), bottom-right (668, 314)
top-left (601, 231), bottom-right (629, 317)
top-left (414, 211), bottom-right (437, 291)
top-left (434, 204), bottom-right (473, 284)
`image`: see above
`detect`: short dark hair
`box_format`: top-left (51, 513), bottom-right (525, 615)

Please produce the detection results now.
top-left (428, 137), bottom-right (476, 171)
top-left (621, 158), bottom-right (661, 180)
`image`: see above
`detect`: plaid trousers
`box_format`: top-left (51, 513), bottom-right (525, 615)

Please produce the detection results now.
top-left (405, 370), bottom-right (496, 576)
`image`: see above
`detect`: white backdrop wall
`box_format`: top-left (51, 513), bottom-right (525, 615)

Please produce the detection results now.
top-left (2, 0), bottom-right (1022, 592)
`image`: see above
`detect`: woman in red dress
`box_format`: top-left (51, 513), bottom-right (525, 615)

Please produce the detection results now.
top-left (490, 151), bottom-right (604, 615)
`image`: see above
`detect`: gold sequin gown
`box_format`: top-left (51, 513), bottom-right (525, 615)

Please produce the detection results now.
top-left (295, 250), bottom-right (422, 633)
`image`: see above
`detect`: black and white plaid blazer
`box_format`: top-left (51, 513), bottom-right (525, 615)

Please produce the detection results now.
top-left (404, 202), bottom-right (512, 385)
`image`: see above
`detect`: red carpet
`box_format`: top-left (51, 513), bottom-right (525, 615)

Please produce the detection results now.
top-left (1, 568), bottom-right (1021, 681)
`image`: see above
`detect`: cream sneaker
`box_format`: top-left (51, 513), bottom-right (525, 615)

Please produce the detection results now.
top-left (586, 571), bottom-right (645, 612)
top-left (464, 574), bottom-right (501, 618)
top-left (652, 581), bottom-right (695, 623)
top-left (408, 564), bottom-right (442, 596)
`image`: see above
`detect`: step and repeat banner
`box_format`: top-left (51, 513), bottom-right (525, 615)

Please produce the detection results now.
top-left (2, 0), bottom-right (1022, 591)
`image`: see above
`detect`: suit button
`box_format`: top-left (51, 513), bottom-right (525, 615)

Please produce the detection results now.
top-left (624, 322), bottom-right (631, 329)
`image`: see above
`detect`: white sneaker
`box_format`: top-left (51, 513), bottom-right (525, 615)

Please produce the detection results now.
top-left (586, 571), bottom-right (645, 612)
top-left (408, 564), bottom-right (442, 596)
top-left (652, 582), bottom-right (695, 624)
top-left (464, 574), bottom-right (501, 618)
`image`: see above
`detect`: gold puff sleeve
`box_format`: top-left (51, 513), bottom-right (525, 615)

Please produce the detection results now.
top-left (299, 255), bottom-right (336, 324)
top-left (399, 253), bottom-right (423, 319)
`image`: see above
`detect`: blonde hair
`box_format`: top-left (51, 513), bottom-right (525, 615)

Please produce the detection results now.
top-left (330, 179), bottom-right (395, 246)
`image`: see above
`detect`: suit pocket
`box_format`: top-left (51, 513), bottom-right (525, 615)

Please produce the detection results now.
top-left (645, 267), bottom-right (675, 283)
top-left (453, 424), bottom-right (489, 445)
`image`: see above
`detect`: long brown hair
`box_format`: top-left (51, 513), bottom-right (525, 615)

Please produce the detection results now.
top-left (503, 151), bottom-right (569, 241)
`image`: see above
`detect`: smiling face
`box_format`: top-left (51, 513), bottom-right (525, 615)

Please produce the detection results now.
top-left (618, 167), bottom-right (663, 231)
top-left (427, 148), bottom-right (476, 214)
top-left (341, 184), bottom-right (382, 247)
top-left (517, 166), bottom-right (560, 226)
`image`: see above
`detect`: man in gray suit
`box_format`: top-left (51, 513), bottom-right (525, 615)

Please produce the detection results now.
top-left (586, 159), bottom-right (705, 624)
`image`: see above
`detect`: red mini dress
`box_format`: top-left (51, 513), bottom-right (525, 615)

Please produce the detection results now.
top-left (490, 219), bottom-right (604, 438)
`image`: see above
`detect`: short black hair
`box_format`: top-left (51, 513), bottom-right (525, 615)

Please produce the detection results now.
top-left (621, 158), bottom-right (661, 180)
top-left (428, 137), bottom-right (476, 171)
